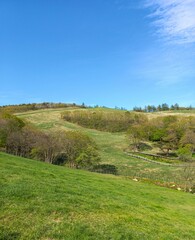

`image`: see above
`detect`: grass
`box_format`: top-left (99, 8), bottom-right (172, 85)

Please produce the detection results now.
top-left (130, 152), bottom-right (182, 164)
top-left (146, 110), bottom-right (195, 119)
top-left (17, 108), bottom-right (189, 183)
top-left (1, 152), bottom-right (195, 239)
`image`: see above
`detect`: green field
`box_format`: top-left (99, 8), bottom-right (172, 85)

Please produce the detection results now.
top-left (1, 152), bottom-right (195, 239)
top-left (17, 108), bottom-right (193, 184)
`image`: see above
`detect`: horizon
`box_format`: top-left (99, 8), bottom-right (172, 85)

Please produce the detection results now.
top-left (0, 101), bottom-right (194, 111)
top-left (1, 0), bottom-right (195, 108)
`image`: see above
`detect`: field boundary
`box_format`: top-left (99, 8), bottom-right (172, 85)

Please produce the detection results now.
top-left (125, 152), bottom-right (193, 167)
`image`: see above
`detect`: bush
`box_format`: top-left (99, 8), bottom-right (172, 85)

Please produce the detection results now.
top-left (61, 110), bottom-right (147, 132)
top-left (92, 164), bottom-right (118, 175)
top-left (177, 144), bottom-right (193, 161)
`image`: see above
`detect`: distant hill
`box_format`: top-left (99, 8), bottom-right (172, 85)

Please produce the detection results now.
top-left (0, 102), bottom-right (86, 113)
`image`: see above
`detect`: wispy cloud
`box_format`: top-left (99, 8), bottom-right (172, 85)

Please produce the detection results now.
top-left (145, 0), bottom-right (195, 44)
top-left (129, 43), bottom-right (195, 87)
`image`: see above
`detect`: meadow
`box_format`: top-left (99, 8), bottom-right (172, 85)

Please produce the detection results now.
top-left (17, 108), bottom-right (195, 184)
top-left (1, 152), bottom-right (195, 239)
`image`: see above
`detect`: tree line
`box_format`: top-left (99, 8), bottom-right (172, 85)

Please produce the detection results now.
top-left (61, 111), bottom-right (195, 159)
top-left (0, 112), bottom-right (101, 170)
top-left (128, 115), bottom-right (195, 161)
top-left (133, 103), bottom-right (194, 112)
top-left (0, 102), bottom-right (86, 114)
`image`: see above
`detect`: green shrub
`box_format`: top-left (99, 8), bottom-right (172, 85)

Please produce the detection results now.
top-left (61, 110), bottom-right (147, 132)
top-left (92, 164), bottom-right (118, 175)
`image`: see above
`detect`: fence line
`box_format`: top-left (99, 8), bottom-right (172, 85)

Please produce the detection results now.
top-left (125, 152), bottom-right (190, 167)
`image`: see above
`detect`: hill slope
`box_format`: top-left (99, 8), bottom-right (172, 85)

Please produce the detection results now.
top-left (1, 152), bottom-right (195, 239)
top-left (17, 108), bottom-right (190, 183)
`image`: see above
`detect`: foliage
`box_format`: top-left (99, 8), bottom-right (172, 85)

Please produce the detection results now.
top-left (58, 131), bottom-right (100, 168)
top-left (6, 126), bottom-right (38, 158)
top-left (127, 123), bottom-right (148, 151)
top-left (21, 130), bottom-right (100, 169)
top-left (180, 130), bottom-right (195, 152)
top-left (133, 103), bottom-right (194, 112)
top-left (31, 131), bottom-right (64, 163)
top-left (92, 164), bottom-right (118, 175)
top-left (177, 144), bottom-right (193, 161)
top-left (127, 115), bottom-right (195, 156)
top-left (0, 111), bottom-right (100, 169)
top-left (16, 107), bottom-right (195, 184)
top-left (0, 102), bottom-right (85, 114)
top-left (0, 113), bottom-right (26, 147)
top-left (61, 109), bottom-right (148, 132)
top-left (75, 145), bottom-right (101, 169)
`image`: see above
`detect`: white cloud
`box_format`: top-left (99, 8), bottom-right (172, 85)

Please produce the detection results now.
top-left (145, 0), bottom-right (195, 44)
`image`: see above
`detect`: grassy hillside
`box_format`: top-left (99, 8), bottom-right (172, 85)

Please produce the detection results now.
top-left (17, 108), bottom-right (192, 183)
top-left (1, 152), bottom-right (195, 239)
top-left (146, 110), bottom-right (195, 119)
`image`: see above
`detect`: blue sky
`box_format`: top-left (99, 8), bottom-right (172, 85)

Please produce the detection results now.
top-left (1, 0), bottom-right (195, 109)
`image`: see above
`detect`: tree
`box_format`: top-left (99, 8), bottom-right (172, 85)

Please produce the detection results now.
top-left (1, 112), bottom-right (25, 130)
top-left (128, 124), bottom-right (147, 151)
top-left (158, 122), bottom-right (181, 155)
top-left (161, 103), bottom-right (169, 111)
top-left (157, 105), bottom-right (162, 111)
top-left (6, 126), bottom-right (40, 158)
top-left (180, 130), bottom-right (195, 153)
top-left (177, 144), bottom-right (193, 161)
top-left (174, 103), bottom-right (179, 110)
top-left (50, 130), bottom-right (101, 169)
top-left (75, 146), bottom-right (100, 169)
top-left (148, 116), bottom-right (184, 155)
top-left (0, 113), bottom-right (26, 149)
top-left (32, 131), bottom-right (64, 163)
top-left (0, 119), bottom-right (8, 147)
